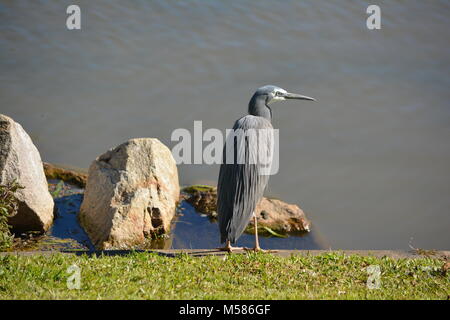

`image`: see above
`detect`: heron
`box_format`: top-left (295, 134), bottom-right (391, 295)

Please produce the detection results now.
top-left (217, 85), bottom-right (315, 252)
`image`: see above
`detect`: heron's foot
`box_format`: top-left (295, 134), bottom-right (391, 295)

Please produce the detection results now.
top-left (244, 246), bottom-right (278, 253)
top-left (216, 245), bottom-right (243, 253)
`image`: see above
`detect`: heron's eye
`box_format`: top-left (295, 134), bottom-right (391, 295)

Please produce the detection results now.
top-left (276, 91), bottom-right (281, 96)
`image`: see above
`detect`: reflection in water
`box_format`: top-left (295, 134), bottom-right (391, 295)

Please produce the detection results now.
top-left (50, 193), bottom-right (95, 251)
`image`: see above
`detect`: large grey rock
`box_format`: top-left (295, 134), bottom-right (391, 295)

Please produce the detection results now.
top-left (0, 114), bottom-right (54, 233)
top-left (80, 138), bottom-right (180, 249)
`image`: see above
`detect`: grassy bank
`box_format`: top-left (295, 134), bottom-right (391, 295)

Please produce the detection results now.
top-left (0, 252), bottom-right (448, 299)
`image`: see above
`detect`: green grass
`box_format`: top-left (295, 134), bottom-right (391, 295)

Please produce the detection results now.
top-left (0, 181), bottom-right (23, 250)
top-left (0, 252), bottom-right (448, 299)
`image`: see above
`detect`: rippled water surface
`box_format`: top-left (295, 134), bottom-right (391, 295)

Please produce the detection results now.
top-left (1, 1), bottom-right (449, 249)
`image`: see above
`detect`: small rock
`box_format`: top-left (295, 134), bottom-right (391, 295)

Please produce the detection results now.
top-left (253, 197), bottom-right (311, 233)
top-left (0, 114), bottom-right (54, 233)
top-left (79, 138), bottom-right (180, 249)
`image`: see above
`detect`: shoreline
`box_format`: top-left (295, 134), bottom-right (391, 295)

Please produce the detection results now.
top-left (2, 249), bottom-right (449, 260)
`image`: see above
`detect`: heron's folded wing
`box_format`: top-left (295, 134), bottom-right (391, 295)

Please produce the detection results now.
top-left (217, 115), bottom-right (273, 242)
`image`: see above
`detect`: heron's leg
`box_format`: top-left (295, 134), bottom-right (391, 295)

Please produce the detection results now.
top-left (253, 213), bottom-right (261, 250)
top-left (244, 213), bottom-right (277, 253)
top-left (217, 240), bottom-right (243, 253)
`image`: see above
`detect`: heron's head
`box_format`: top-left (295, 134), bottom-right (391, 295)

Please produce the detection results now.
top-left (254, 85), bottom-right (315, 105)
top-left (249, 85), bottom-right (315, 119)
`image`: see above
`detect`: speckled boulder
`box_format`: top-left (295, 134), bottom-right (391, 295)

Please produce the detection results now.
top-left (80, 138), bottom-right (180, 249)
top-left (0, 114), bottom-right (54, 233)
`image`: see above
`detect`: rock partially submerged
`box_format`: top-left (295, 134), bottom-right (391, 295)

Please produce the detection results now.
top-left (79, 138), bottom-right (180, 249)
top-left (184, 185), bottom-right (310, 235)
top-left (254, 197), bottom-right (311, 233)
top-left (43, 162), bottom-right (87, 188)
top-left (0, 114), bottom-right (54, 233)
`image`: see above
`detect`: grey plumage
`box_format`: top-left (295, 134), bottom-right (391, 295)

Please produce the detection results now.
top-left (217, 115), bottom-right (272, 243)
top-left (217, 85), bottom-right (315, 247)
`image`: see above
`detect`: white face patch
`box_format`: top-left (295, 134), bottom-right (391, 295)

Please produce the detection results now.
top-left (268, 88), bottom-right (287, 104)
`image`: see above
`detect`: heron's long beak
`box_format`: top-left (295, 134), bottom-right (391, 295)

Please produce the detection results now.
top-left (284, 92), bottom-right (316, 101)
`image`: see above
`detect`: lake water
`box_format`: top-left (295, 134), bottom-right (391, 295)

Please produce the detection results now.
top-left (1, 1), bottom-right (449, 250)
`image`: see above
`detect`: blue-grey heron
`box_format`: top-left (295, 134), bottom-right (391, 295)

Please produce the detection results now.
top-left (217, 85), bottom-right (315, 252)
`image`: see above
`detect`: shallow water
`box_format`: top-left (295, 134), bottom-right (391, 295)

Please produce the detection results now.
top-left (1, 1), bottom-right (449, 249)
top-left (38, 181), bottom-right (325, 251)
top-left (172, 201), bottom-right (327, 250)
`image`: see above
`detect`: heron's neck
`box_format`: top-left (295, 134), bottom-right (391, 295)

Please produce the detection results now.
top-left (248, 96), bottom-right (272, 121)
